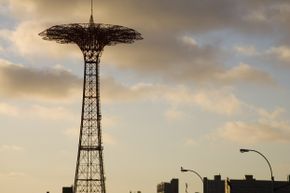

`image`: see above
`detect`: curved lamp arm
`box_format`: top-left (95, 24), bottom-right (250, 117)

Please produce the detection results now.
top-left (240, 149), bottom-right (274, 181)
top-left (181, 166), bottom-right (203, 184)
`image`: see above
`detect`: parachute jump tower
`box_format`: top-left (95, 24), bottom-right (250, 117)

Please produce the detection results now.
top-left (39, 1), bottom-right (142, 193)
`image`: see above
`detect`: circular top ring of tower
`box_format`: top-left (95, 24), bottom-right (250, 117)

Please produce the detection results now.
top-left (39, 22), bottom-right (143, 51)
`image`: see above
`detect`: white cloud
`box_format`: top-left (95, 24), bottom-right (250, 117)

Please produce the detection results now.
top-left (0, 103), bottom-right (19, 116)
top-left (7, 172), bottom-right (26, 177)
top-left (63, 128), bottom-right (117, 145)
top-left (0, 171), bottom-right (26, 177)
top-left (180, 36), bottom-right (198, 47)
top-left (164, 87), bottom-right (242, 115)
top-left (63, 127), bottom-right (79, 138)
top-left (9, 21), bottom-right (80, 58)
top-left (63, 116), bottom-right (119, 145)
top-left (216, 108), bottom-right (290, 144)
top-left (0, 145), bottom-right (24, 152)
top-left (27, 105), bottom-right (75, 120)
top-left (215, 63), bottom-right (274, 85)
top-left (164, 108), bottom-right (185, 121)
top-left (103, 133), bottom-right (117, 145)
top-left (267, 46), bottom-right (290, 62)
top-left (243, 10), bottom-right (268, 23)
top-left (234, 45), bottom-right (258, 56)
top-left (0, 102), bottom-right (76, 120)
top-left (184, 138), bottom-right (198, 146)
top-left (0, 29), bottom-right (12, 40)
top-left (101, 77), bottom-right (165, 103)
top-left (192, 89), bottom-right (241, 115)
top-left (103, 80), bottom-right (242, 117)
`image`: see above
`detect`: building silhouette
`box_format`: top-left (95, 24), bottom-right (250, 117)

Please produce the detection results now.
top-left (204, 175), bottom-right (225, 193)
top-left (204, 175), bottom-right (290, 193)
top-left (62, 187), bottom-right (73, 193)
top-left (157, 178), bottom-right (179, 193)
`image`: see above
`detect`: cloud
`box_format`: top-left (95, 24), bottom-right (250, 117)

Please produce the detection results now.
top-left (104, 39), bottom-right (274, 85)
top-left (103, 34), bottom-right (226, 83)
top-left (161, 86), bottom-right (242, 115)
top-left (64, 129), bottom-right (117, 145)
top-left (0, 102), bottom-right (76, 120)
top-left (234, 45), bottom-right (258, 56)
top-left (266, 46), bottom-right (290, 62)
top-left (103, 133), bottom-right (117, 145)
top-left (192, 89), bottom-right (241, 115)
top-left (101, 77), bottom-right (151, 103)
top-left (164, 108), bottom-right (185, 121)
top-left (0, 57), bottom-right (247, 117)
top-left (26, 105), bottom-right (75, 120)
top-left (6, 21), bottom-right (80, 58)
top-left (214, 63), bottom-right (275, 85)
top-left (0, 59), bottom-right (81, 100)
top-left (216, 108), bottom-right (290, 144)
top-left (0, 171), bottom-right (26, 177)
top-left (243, 2), bottom-right (290, 25)
top-left (0, 145), bottom-right (24, 152)
top-left (8, 0), bottom-right (83, 22)
top-left (184, 138), bottom-right (198, 146)
top-left (8, 0), bottom-right (286, 33)
top-left (2, 0), bottom-right (279, 87)
top-left (6, 20), bottom-right (227, 85)
top-left (7, 172), bottom-right (26, 177)
top-left (0, 103), bottom-right (19, 116)
top-left (102, 79), bottom-right (243, 116)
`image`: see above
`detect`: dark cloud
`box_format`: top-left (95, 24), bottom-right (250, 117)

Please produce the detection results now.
top-left (11, 0), bottom-right (290, 34)
top-left (103, 33), bottom-right (224, 82)
top-left (0, 59), bottom-right (81, 100)
top-left (0, 59), bottom-right (161, 102)
top-left (103, 34), bottom-right (274, 84)
top-left (6, 0), bottom-right (280, 85)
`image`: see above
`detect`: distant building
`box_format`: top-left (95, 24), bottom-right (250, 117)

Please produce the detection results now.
top-left (157, 178), bottom-right (179, 193)
top-left (130, 190), bottom-right (142, 193)
top-left (204, 175), bottom-right (290, 193)
top-left (62, 186), bottom-right (73, 193)
top-left (204, 175), bottom-right (225, 193)
top-left (228, 175), bottom-right (290, 193)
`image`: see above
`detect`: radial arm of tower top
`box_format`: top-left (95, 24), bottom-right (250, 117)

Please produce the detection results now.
top-left (39, 22), bottom-right (143, 50)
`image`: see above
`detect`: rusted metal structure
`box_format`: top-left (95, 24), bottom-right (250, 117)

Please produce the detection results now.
top-left (39, 1), bottom-right (142, 193)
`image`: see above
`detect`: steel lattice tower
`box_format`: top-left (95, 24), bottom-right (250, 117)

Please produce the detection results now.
top-left (39, 2), bottom-right (142, 193)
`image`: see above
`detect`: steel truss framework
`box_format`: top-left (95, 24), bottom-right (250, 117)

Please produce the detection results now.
top-left (40, 15), bottom-right (142, 193)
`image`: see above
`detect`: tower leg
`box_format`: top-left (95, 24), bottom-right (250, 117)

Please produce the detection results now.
top-left (74, 50), bottom-right (106, 193)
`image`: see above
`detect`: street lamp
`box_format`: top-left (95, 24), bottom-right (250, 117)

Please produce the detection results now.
top-left (180, 166), bottom-right (203, 184)
top-left (240, 148), bottom-right (274, 192)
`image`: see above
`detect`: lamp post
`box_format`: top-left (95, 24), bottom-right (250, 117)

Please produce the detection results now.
top-left (181, 167), bottom-right (203, 183)
top-left (240, 149), bottom-right (274, 193)
top-left (181, 167), bottom-right (203, 193)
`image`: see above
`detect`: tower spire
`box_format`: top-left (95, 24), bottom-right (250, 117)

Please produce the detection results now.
top-left (91, 0), bottom-right (93, 16)
top-left (89, 0), bottom-right (94, 24)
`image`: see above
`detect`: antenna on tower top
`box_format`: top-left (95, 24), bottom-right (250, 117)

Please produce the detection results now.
top-left (89, 0), bottom-right (94, 24)
top-left (91, 0), bottom-right (93, 16)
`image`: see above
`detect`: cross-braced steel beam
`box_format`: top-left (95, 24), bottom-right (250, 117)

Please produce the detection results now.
top-left (40, 14), bottom-right (142, 193)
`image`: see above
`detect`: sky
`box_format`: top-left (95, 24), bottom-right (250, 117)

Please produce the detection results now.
top-left (0, 0), bottom-right (290, 193)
